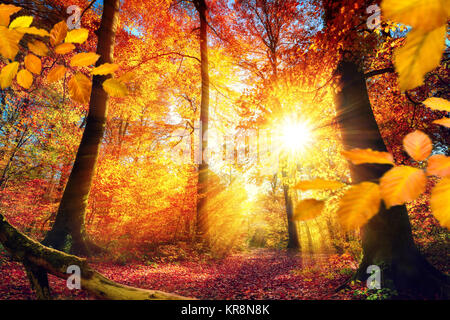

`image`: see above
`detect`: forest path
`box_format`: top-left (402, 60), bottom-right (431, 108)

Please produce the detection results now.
top-left (0, 248), bottom-right (354, 300)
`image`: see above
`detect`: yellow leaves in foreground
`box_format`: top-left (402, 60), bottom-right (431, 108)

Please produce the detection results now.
top-left (394, 25), bottom-right (446, 91)
top-left (0, 26), bottom-right (23, 60)
top-left (92, 63), bottom-right (119, 75)
top-left (427, 155), bottom-right (450, 178)
top-left (54, 43), bottom-right (75, 55)
top-left (0, 61), bottom-right (19, 89)
top-left (28, 40), bottom-right (48, 56)
top-left (46, 65), bottom-right (66, 83)
top-left (16, 69), bottom-right (33, 89)
top-left (293, 199), bottom-right (325, 221)
top-left (336, 182), bottom-right (380, 230)
top-left (433, 118), bottom-right (450, 128)
top-left (381, 0), bottom-right (449, 32)
top-left (50, 21), bottom-right (67, 46)
top-left (70, 52), bottom-right (100, 67)
top-left (8, 15), bottom-right (32, 29)
top-left (430, 178), bottom-right (450, 229)
top-left (380, 166), bottom-right (426, 208)
top-left (403, 130), bottom-right (432, 161)
top-left (293, 179), bottom-right (345, 191)
top-left (423, 97), bottom-right (450, 112)
top-left (102, 78), bottom-right (128, 97)
top-left (0, 4), bottom-right (21, 27)
top-left (341, 148), bottom-right (394, 165)
top-left (65, 28), bottom-right (89, 44)
top-left (15, 26), bottom-right (49, 37)
top-left (68, 73), bottom-right (91, 104)
top-left (24, 54), bottom-right (41, 74)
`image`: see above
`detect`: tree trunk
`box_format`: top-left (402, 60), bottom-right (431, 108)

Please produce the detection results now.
top-left (194, 0), bottom-right (210, 239)
top-left (42, 0), bottom-right (120, 257)
top-left (335, 60), bottom-right (449, 298)
top-left (283, 184), bottom-right (300, 250)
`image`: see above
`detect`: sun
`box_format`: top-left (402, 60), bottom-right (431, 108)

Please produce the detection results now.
top-left (280, 119), bottom-right (312, 153)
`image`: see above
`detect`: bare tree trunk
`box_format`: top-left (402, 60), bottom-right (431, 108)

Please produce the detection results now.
top-left (43, 0), bottom-right (120, 257)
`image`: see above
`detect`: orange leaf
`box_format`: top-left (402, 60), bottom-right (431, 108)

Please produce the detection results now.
top-left (403, 130), bottom-right (432, 161)
top-left (341, 148), bottom-right (394, 165)
top-left (427, 155), bottom-right (450, 178)
top-left (24, 54), bottom-right (41, 74)
top-left (430, 178), bottom-right (450, 230)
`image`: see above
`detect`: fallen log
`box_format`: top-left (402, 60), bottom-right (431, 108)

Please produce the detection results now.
top-left (0, 213), bottom-right (192, 300)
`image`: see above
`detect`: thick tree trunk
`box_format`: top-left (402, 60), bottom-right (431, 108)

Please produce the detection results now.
top-left (335, 60), bottom-right (449, 298)
top-left (194, 0), bottom-right (210, 239)
top-left (42, 0), bottom-right (120, 257)
top-left (0, 214), bottom-right (191, 300)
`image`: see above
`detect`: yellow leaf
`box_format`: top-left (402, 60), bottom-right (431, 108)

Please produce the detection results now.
top-left (24, 54), bottom-right (41, 74)
top-left (0, 61), bottom-right (19, 89)
top-left (427, 155), bottom-right (450, 178)
top-left (65, 28), bottom-right (89, 44)
top-left (70, 52), bottom-right (100, 67)
top-left (16, 27), bottom-right (49, 37)
top-left (381, 0), bottom-right (449, 32)
top-left (54, 43), bottom-right (75, 55)
top-left (423, 97), bottom-right (450, 112)
top-left (28, 40), bottom-right (48, 56)
top-left (102, 78), bottom-right (128, 97)
top-left (8, 15), bottom-right (32, 29)
top-left (16, 69), bottom-right (33, 89)
top-left (0, 4), bottom-right (21, 27)
top-left (46, 65), bottom-right (66, 83)
top-left (50, 21), bottom-right (67, 46)
top-left (336, 182), bottom-right (380, 230)
top-left (292, 179), bottom-right (346, 191)
top-left (293, 199), bottom-right (325, 221)
top-left (92, 63), bottom-right (119, 75)
top-left (403, 130), bottom-right (432, 161)
top-left (341, 148), bottom-right (394, 165)
top-left (380, 166), bottom-right (426, 208)
top-left (68, 73), bottom-right (91, 104)
top-left (394, 26), bottom-right (446, 91)
top-left (430, 178), bottom-right (450, 229)
top-left (433, 118), bottom-right (450, 128)
top-left (0, 26), bottom-right (23, 60)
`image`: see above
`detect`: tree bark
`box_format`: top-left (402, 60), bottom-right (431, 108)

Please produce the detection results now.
top-left (335, 60), bottom-right (449, 298)
top-left (194, 0), bottom-right (210, 239)
top-left (42, 0), bottom-right (120, 257)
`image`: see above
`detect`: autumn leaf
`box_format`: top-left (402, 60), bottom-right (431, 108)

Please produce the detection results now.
top-left (403, 130), bottom-right (432, 161)
top-left (16, 26), bottom-right (49, 37)
top-left (46, 65), bottom-right (66, 83)
top-left (103, 78), bottom-right (128, 97)
top-left (65, 28), bottom-right (89, 44)
top-left (381, 0), bottom-right (449, 32)
top-left (380, 166), bottom-right (426, 208)
top-left (16, 69), bottom-right (33, 89)
top-left (28, 40), bottom-right (48, 56)
top-left (118, 71), bottom-right (135, 83)
top-left (394, 25), bottom-right (446, 91)
top-left (24, 54), bottom-right (41, 74)
top-left (70, 52), bottom-right (100, 67)
top-left (8, 16), bottom-right (33, 29)
top-left (50, 21), bottom-right (67, 46)
top-left (292, 179), bottom-right (345, 191)
top-left (54, 43), bottom-right (75, 55)
top-left (92, 63), bottom-right (119, 75)
top-left (68, 73), bottom-right (92, 104)
top-left (430, 178), bottom-right (450, 229)
top-left (293, 199), bottom-right (325, 221)
top-left (0, 4), bottom-right (21, 27)
top-left (433, 118), bottom-right (450, 128)
top-left (423, 97), bottom-right (450, 112)
top-left (0, 61), bottom-right (19, 89)
top-left (341, 148), bottom-right (394, 165)
top-left (0, 26), bottom-right (24, 60)
top-left (336, 182), bottom-right (380, 230)
top-left (427, 155), bottom-right (450, 178)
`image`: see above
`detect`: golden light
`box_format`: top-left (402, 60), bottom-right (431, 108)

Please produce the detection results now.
top-left (280, 119), bottom-right (312, 153)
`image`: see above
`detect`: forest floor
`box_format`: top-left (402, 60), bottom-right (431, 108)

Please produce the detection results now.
top-left (0, 249), bottom-right (366, 300)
